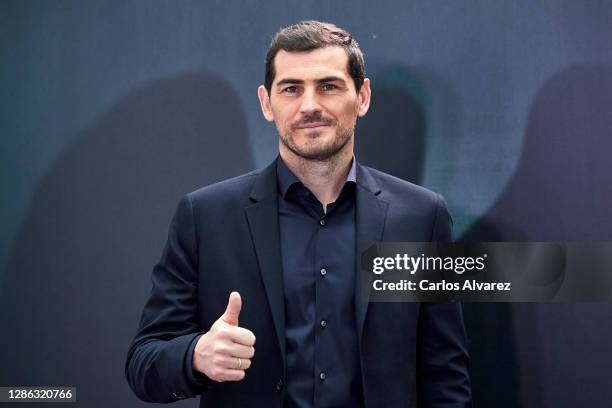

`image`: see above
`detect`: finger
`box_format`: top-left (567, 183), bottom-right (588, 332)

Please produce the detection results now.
top-left (214, 355), bottom-right (252, 370)
top-left (212, 368), bottom-right (246, 382)
top-left (217, 342), bottom-right (255, 359)
top-left (221, 291), bottom-right (241, 326)
top-left (218, 326), bottom-right (256, 346)
top-left (238, 358), bottom-right (252, 370)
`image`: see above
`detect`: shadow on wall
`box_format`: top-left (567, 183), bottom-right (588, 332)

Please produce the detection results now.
top-left (356, 63), bottom-right (521, 407)
top-left (0, 73), bottom-right (253, 407)
top-left (464, 63), bottom-right (612, 242)
top-left (355, 65), bottom-right (427, 184)
top-left (355, 63), bottom-right (464, 187)
top-left (463, 64), bottom-right (612, 408)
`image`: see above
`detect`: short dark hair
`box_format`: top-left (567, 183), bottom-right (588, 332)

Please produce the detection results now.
top-left (264, 20), bottom-right (365, 94)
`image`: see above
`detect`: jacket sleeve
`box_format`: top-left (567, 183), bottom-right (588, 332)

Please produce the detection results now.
top-left (418, 194), bottom-right (472, 406)
top-left (125, 194), bottom-right (213, 402)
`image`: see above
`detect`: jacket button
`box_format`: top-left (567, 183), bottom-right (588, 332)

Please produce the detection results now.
top-left (276, 379), bottom-right (284, 391)
top-left (172, 391), bottom-right (186, 399)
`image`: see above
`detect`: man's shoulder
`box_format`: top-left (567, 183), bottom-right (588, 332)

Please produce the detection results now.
top-left (362, 165), bottom-right (452, 237)
top-left (361, 165), bottom-right (441, 206)
top-left (185, 168), bottom-right (262, 205)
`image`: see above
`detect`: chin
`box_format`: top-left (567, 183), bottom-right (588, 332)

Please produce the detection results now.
top-left (296, 144), bottom-right (344, 161)
top-left (281, 129), bottom-right (349, 160)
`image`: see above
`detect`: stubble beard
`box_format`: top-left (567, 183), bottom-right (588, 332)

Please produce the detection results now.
top-left (279, 120), bottom-right (355, 162)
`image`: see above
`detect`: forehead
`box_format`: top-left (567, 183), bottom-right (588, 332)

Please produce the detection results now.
top-left (273, 46), bottom-right (350, 83)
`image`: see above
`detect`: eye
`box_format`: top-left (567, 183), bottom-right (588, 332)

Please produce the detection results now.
top-left (282, 86), bottom-right (298, 94)
top-left (322, 83), bottom-right (338, 91)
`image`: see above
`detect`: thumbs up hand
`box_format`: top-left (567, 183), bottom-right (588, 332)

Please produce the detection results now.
top-left (193, 292), bottom-right (256, 382)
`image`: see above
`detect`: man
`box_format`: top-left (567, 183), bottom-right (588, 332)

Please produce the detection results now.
top-left (125, 20), bottom-right (471, 407)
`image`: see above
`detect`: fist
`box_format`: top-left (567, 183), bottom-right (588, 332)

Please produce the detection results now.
top-left (193, 292), bottom-right (256, 382)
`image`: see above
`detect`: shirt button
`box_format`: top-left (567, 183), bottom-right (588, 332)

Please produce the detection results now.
top-left (319, 372), bottom-right (327, 381)
top-left (319, 218), bottom-right (326, 226)
top-left (320, 268), bottom-right (327, 276)
top-left (320, 320), bottom-right (327, 327)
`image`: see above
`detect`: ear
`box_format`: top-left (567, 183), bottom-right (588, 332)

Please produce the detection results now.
top-left (357, 78), bottom-right (371, 117)
top-left (258, 85), bottom-right (275, 122)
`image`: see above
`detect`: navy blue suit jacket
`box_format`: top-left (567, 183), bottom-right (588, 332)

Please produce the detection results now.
top-left (125, 160), bottom-right (471, 407)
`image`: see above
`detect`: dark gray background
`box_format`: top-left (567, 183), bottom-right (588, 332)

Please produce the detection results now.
top-left (1, 1), bottom-right (611, 407)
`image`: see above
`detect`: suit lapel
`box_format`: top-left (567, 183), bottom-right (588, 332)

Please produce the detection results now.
top-left (244, 161), bottom-right (286, 369)
top-left (355, 164), bottom-right (389, 342)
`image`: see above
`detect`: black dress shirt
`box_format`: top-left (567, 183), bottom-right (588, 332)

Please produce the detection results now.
top-left (276, 156), bottom-right (364, 408)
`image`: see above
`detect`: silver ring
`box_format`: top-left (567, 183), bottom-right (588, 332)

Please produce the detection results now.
top-left (237, 357), bottom-right (243, 370)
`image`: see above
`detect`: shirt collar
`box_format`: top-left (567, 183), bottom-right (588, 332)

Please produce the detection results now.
top-left (276, 155), bottom-right (357, 198)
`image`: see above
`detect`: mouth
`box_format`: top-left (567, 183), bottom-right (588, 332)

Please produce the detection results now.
top-left (294, 122), bottom-right (331, 130)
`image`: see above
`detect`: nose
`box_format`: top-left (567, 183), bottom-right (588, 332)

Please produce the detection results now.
top-left (299, 88), bottom-right (322, 115)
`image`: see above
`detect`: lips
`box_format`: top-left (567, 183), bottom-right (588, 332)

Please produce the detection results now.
top-left (295, 122), bottom-right (331, 129)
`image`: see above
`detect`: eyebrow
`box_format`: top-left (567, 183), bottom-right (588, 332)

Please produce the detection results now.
top-left (276, 76), bottom-right (347, 88)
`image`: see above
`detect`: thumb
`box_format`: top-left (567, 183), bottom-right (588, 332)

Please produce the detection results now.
top-left (221, 291), bottom-right (241, 326)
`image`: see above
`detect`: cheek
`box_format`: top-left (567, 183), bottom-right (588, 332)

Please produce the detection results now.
top-left (271, 105), bottom-right (295, 125)
top-left (337, 101), bottom-right (360, 122)
top-left (271, 110), bottom-right (295, 135)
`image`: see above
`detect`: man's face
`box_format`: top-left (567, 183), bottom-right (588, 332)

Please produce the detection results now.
top-left (258, 46), bottom-right (371, 161)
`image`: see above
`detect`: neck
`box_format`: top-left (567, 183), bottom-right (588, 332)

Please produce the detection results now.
top-left (279, 145), bottom-right (353, 212)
